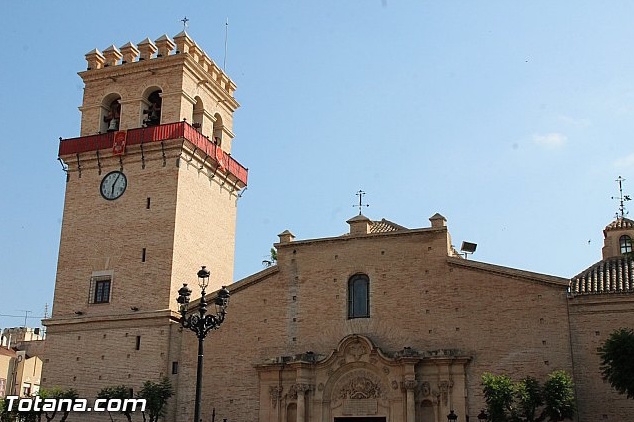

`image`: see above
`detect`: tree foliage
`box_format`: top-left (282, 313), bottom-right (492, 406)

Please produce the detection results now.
top-left (541, 371), bottom-right (575, 422)
top-left (481, 371), bottom-right (574, 422)
top-left (137, 377), bottom-right (173, 422)
top-left (515, 377), bottom-right (543, 422)
top-left (482, 373), bottom-right (515, 421)
top-left (599, 327), bottom-right (634, 399)
top-left (97, 385), bottom-right (133, 422)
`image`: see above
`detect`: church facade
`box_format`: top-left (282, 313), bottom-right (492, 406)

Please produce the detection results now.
top-left (41, 33), bottom-right (634, 422)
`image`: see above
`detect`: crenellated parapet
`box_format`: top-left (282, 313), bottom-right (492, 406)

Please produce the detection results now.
top-left (79, 32), bottom-right (239, 151)
top-left (82, 32), bottom-right (237, 97)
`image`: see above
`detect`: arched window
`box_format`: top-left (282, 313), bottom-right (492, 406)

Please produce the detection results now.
top-left (213, 113), bottom-right (223, 146)
top-left (101, 94), bottom-right (121, 133)
top-left (348, 274), bottom-right (369, 319)
top-left (143, 89), bottom-right (162, 127)
top-left (192, 97), bottom-right (204, 132)
top-left (286, 403), bottom-right (297, 422)
top-left (620, 235), bottom-right (632, 255)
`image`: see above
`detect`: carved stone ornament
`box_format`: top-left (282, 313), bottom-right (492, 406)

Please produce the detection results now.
top-left (347, 340), bottom-right (367, 361)
top-left (403, 380), bottom-right (418, 391)
top-left (382, 366), bottom-right (390, 375)
top-left (420, 381), bottom-right (431, 397)
top-left (391, 380), bottom-right (399, 390)
top-left (438, 381), bottom-right (453, 406)
top-left (339, 376), bottom-right (382, 400)
top-left (318, 383), bottom-right (324, 391)
top-left (269, 385), bottom-right (283, 408)
top-left (288, 383), bottom-right (311, 400)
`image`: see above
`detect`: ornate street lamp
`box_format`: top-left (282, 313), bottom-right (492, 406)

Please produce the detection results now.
top-left (447, 410), bottom-right (458, 422)
top-left (477, 409), bottom-right (489, 422)
top-left (177, 266), bottom-right (230, 422)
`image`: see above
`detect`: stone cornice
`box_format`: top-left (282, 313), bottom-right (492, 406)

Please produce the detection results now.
top-left (274, 226), bottom-right (447, 249)
top-left (447, 256), bottom-right (569, 287)
top-left (43, 309), bottom-right (177, 329)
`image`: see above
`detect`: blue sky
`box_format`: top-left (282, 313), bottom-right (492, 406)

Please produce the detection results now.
top-left (1, 1), bottom-right (633, 330)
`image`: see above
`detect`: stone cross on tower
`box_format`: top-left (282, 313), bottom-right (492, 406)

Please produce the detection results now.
top-left (181, 16), bottom-right (189, 31)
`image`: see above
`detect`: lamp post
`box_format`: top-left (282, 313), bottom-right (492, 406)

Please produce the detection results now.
top-left (177, 266), bottom-right (230, 422)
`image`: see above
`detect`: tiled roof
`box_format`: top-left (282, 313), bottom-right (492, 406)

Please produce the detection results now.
top-left (369, 219), bottom-right (407, 233)
top-left (0, 347), bottom-right (16, 358)
top-left (604, 217), bottom-right (634, 232)
top-left (570, 256), bottom-right (634, 296)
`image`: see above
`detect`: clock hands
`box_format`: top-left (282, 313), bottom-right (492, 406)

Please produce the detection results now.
top-left (111, 173), bottom-right (121, 196)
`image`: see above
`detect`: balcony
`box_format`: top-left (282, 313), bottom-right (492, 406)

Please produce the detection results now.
top-left (58, 121), bottom-right (248, 185)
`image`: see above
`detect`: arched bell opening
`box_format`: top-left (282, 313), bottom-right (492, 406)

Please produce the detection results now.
top-left (192, 96), bottom-right (204, 132)
top-left (212, 113), bottom-right (223, 146)
top-left (142, 88), bottom-right (162, 127)
top-left (100, 94), bottom-right (122, 133)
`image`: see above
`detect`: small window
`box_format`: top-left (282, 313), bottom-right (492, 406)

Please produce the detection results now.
top-left (620, 235), bottom-right (632, 255)
top-left (135, 336), bottom-right (141, 350)
top-left (348, 274), bottom-right (370, 319)
top-left (172, 362), bottom-right (179, 374)
top-left (89, 275), bottom-right (112, 304)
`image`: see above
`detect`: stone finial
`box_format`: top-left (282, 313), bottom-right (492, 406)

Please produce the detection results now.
top-left (429, 213), bottom-right (447, 228)
top-left (137, 37), bottom-right (157, 61)
top-left (102, 45), bottom-right (122, 67)
top-left (154, 34), bottom-right (176, 58)
top-left (347, 214), bottom-right (371, 236)
top-left (173, 31), bottom-right (195, 55)
top-left (189, 43), bottom-right (204, 63)
top-left (85, 48), bottom-right (105, 70)
top-left (201, 54), bottom-right (213, 72)
top-left (227, 79), bottom-right (237, 96)
top-left (119, 42), bottom-right (139, 64)
top-left (278, 230), bottom-right (295, 244)
top-left (219, 74), bottom-right (229, 90)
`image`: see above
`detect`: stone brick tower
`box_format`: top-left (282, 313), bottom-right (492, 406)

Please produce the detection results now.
top-left (42, 32), bottom-right (247, 410)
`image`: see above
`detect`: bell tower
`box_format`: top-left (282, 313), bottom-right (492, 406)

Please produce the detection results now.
top-left (42, 32), bottom-right (247, 408)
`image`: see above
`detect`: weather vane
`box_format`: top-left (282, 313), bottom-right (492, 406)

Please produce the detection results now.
top-left (181, 16), bottom-right (189, 31)
top-left (611, 176), bottom-right (631, 218)
top-left (353, 190), bottom-right (370, 215)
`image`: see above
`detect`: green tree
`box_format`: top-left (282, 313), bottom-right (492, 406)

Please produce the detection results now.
top-left (599, 327), bottom-right (634, 399)
top-left (0, 398), bottom-right (15, 422)
top-left (482, 373), bottom-right (515, 422)
top-left (540, 371), bottom-right (575, 422)
top-left (137, 377), bottom-right (173, 422)
top-left (97, 385), bottom-right (133, 422)
top-left (516, 377), bottom-right (542, 422)
top-left (53, 389), bottom-right (79, 422)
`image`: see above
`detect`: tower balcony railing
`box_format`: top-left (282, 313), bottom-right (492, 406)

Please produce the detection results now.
top-left (58, 121), bottom-right (248, 185)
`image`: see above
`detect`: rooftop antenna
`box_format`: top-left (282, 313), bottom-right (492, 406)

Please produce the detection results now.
top-left (181, 16), bottom-right (190, 32)
top-left (354, 190), bottom-right (369, 215)
top-left (611, 176), bottom-right (631, 219)
top-left (16, 310), bottom-right (31, 327)
top-left (223, 18), bottom-right (229, 71)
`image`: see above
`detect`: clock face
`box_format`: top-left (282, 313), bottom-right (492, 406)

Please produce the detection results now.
top-left (100, 171), bottom-right (127, 200)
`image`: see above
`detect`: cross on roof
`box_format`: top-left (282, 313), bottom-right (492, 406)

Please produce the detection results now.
top-left (181, 16), bottom-right (189, 31)
top-left (354, 190), bottom-right (370, 215)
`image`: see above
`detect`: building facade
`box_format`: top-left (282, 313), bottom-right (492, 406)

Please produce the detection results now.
top-left (42, 33), bottom-right (634, 422)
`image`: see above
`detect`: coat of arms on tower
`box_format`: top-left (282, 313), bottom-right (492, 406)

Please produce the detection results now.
top-left (112, 131), bottom-right (127, 156)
